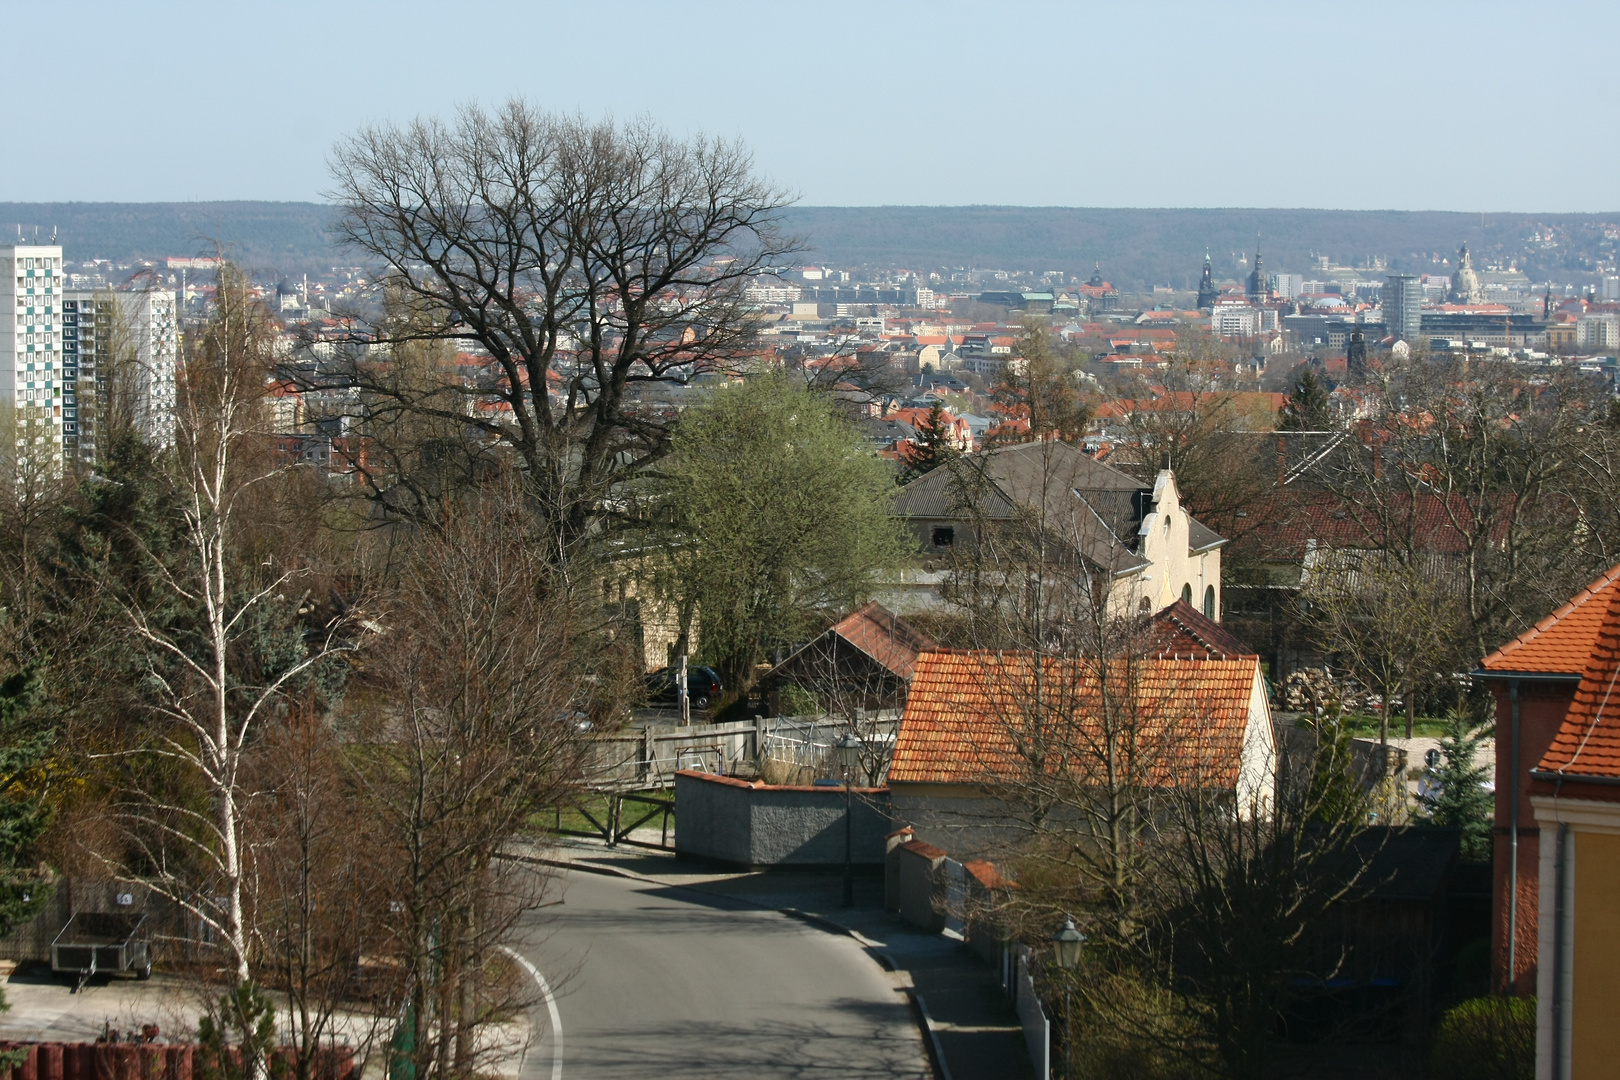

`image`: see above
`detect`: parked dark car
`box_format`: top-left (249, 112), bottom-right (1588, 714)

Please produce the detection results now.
top-left (645, 666), bottom-right (723, 710)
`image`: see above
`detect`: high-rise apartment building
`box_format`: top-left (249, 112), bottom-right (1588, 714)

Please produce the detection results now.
top-left (1383, 274), bottom-right (1423, 342)
top-left (1, 245), bottom-right (67, 474)
top-left (62, 287), bottom-right (179, 462)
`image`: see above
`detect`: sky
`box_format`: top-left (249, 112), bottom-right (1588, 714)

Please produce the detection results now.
top-left (4, 0), bottom-right (1615, 212)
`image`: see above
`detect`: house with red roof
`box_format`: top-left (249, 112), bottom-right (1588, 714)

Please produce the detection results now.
top-left (759, 601), bottom-right (936, 714)
top-left (1475, 561), bottom-right (1620, 1073)
top-left (886, 650), bottom-right (1274, 858)
top-left (1476, 560), bottom-right (1620, 1004)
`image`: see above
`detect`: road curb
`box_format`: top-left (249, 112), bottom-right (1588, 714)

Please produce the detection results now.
top-left (781, 908), bottom-right (942, 1077)
top-left (911, 991), bottom-right (954, 1080)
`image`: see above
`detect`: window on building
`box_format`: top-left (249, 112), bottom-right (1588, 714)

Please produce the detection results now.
top-left (931, 525), bottom-right (955, 548)
top-left (1204, 585), bottom-right (1216, 619)
top-left (1182, 583), bottom-right (1192, 605)
top-left (1139, 596), bottom-right (1152, 613)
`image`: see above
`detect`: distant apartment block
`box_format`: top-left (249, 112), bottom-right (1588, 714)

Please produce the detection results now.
top-left (61, 287), bottom-right (178, 463)
top-left (1269, 273), bottom-right (1303, 300)
top-left (1578, 314), bottom-right (1620, 350)
top-left (1383, 274), bottom-right (1423, 342)
top-left (1210, 304), bottom-right (1277, 337)
top-left (2, 245), bottom-right (67, 474)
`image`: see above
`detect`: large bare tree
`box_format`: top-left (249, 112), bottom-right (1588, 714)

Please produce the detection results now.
top-left (324, 100), bottom-right (797, 557)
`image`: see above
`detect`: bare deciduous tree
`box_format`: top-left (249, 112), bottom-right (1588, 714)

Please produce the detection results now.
top-left (323, 100), bottom-right (798, 557)
top-left (105, 266), bottom-right (363, 984)
top-left (351, 476), bottom-right (593, 1080)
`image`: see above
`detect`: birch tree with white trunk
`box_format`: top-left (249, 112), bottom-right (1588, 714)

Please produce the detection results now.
top-left (111, 266), bottom-right (360, 984)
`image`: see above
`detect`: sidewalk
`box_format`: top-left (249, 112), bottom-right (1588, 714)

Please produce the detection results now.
top-left (540, 838), bottom-right (1033, 1080)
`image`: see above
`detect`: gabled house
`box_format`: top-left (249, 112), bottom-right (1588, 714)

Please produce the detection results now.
top-left (887, 440), bottom-right (1227, 618)
top-left (1524, 578), bottom-right (1620, 1075)
top-left (759, 601), bottom-right (935, 714)
top-left (1475, 561), bottom-right (1620, 999)
top-left (886, 649), bottom-right (1275, 859)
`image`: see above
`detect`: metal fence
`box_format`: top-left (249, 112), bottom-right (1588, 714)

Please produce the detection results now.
top-left (578, 712), bottom-right (900, 791)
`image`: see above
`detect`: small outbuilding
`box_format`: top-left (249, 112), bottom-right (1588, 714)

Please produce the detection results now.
top-left (760, 601), bottom-right (935, 715)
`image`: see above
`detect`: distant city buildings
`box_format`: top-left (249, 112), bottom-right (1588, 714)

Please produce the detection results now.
top-left (1383, 274), bottom-right (1423, 342)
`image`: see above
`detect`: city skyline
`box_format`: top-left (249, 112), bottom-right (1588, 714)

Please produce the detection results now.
top-left (2, 0), bottom-right (1615, 212)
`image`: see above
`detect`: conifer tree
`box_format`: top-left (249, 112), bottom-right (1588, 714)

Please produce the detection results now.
top-left (901, 401), bottom-right (958, 483)
top-left (1278, 368), bottom-right (1332, 431)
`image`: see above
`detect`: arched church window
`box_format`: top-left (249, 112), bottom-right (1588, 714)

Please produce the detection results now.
top-left (1204, 585), bottom-right (1216, 619)
top-left (1182, 583), bottom-right (1192, 605)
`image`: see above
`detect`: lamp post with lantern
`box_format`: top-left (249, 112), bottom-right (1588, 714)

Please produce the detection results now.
top-left (835, 730), bottom-right (863, 907)
top-left (1052, 918), bottom-right (1085, 1078)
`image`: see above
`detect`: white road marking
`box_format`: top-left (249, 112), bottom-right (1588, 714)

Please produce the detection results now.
top-left (500, 945), bottom-right (563, 1080)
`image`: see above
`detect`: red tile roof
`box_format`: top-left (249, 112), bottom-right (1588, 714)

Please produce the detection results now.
top-left (889, 650), bottom-right (1261, 787)
top-left (1148, 600), bottom-right (1254, 659)
top-left (1535, 585), bottom-right (1620, 779)
top-left (1480, 560), bottom-right (1620, 676)
top-left (828, 601), bottom-right (937, 680)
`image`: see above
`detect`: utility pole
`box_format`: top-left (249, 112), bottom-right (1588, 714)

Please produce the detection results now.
top-left (678, 654), bottom-right (690, 726)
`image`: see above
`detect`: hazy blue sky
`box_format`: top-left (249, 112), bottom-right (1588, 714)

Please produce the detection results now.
top-left (6, 1), bottom-right (1614, 211)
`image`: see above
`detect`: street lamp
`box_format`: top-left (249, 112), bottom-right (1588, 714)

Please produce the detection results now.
top-left (1052, 919), bottom-right (1086, 1079)
top-left (835, 731), bottom-right (863, 908)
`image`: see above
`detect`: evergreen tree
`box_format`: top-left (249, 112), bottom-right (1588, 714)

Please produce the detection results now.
top-left (900, 401), bottom-right (958, 484)
top-left (0, 665), bottom-right (54, 940)
top-left (1278, 368), bottom-right (1332, 431)
top-left (1419, 707), bottom-right (1494, 861)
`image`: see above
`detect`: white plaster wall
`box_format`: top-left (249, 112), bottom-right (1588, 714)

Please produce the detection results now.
top-left (1114, 470), bottom-right (1222, 620)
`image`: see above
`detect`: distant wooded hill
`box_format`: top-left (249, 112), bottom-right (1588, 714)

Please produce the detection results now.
top-left (3, 201), bottom-right (1614, 289)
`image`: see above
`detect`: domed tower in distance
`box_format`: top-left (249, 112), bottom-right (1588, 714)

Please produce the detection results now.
top-left (1449, 243), bottom-right (1484, 305)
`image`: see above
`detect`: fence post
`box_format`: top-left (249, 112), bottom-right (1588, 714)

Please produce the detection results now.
top-left (642, 726), bottom-right (655, 784)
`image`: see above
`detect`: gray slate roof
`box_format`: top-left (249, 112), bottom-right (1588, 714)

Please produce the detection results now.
top-left (893, 441), bottom-right (1226, 575)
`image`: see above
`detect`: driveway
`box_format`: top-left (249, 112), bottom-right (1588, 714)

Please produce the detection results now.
top-left (515, 868), bottom-right (929, 1079)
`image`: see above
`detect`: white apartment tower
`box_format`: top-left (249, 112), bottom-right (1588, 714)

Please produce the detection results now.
top-left (1, 246), bottom-right (67, 474)
top-left (62, 287), bottom-right (179, 461)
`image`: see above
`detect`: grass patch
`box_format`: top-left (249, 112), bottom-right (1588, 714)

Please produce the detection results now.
top-left (1337, 714), bottom-right (1457, 739)
top-left (536, 789), bottom-right (673, 837)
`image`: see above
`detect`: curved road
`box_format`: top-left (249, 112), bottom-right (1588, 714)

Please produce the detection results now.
top-left (515, 868), bottom-right (929, 1079)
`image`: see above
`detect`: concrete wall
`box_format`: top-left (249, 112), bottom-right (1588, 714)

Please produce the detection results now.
top-left (889, 839), bottom-right (947, 932)
top-left (674, 771), bottom-right (891, 869)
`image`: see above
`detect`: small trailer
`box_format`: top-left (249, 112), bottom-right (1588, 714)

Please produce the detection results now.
top-left (51, 912), bottom-right (151, 990)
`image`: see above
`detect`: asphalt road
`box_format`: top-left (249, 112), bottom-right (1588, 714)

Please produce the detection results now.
top-left (516, 868), bottom-right (930, 1079)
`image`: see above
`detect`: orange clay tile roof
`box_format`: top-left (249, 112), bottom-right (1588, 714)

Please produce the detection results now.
top-left (1535, 585), bottom-right (1620, 780)
top-left (1479, 560), bottom-right (1620, 676)
top-left (830, 601), bottom-right (936, 680)
top-left (889, 650), bottom-right (1260, 787)
top-left (1147, 599), bottom-right (1255, 659)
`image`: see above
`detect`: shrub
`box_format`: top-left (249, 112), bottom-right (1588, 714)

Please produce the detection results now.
top-left (1429, 996), bottom-right (1535, 1080)
top-left (778, 683), bottom-right (819, 716)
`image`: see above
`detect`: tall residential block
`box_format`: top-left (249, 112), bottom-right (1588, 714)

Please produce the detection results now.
top-left (62, 287), bottom-right (179, 462)
top-left (1, 245), bottom-right (67, 474)
top-left (1383, 273), bottom-right (1423, 343)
